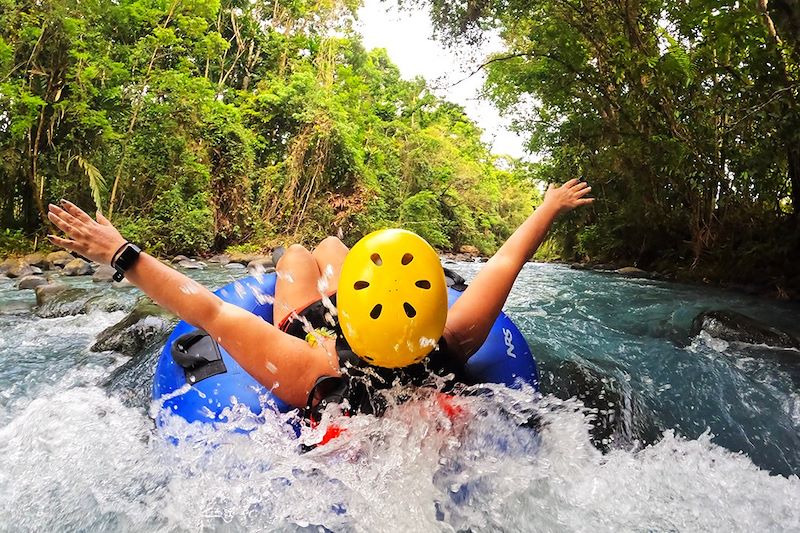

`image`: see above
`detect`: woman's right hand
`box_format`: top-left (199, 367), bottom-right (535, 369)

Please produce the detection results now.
top-left (48, 200), bottom-right (127, 266)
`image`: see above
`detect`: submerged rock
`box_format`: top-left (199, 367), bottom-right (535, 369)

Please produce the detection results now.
top-left (102, 340), bottom-right (164, 410)
top-left (17, 275), bottom-right (48, 290)
top-left (35, 285), bottom-right (133, 317)
top-left (690, 310), bottom-right (800, 350)
top-left (0, 301), bottom-right (35, 315)
top-left (177, 259), bottom-right (205, 270)
top-left (62, 258), bottom-right (93, 276)
top-left (224, 262), bottom-right (246, 270)
top-left (539, 358), bottom-right (659, 452)
top-left (36, 286), bottom-right (96, 317)
top-left (92, 265), bottom-right (117, 282)
top-left (92, 297), bottom-right (176, 356)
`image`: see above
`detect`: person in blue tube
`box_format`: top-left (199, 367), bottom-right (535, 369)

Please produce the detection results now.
top-left (47, 180), bottom-right (592, 418)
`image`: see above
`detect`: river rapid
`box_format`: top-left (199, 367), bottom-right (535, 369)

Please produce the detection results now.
top-left (1, 262), bottom-right (799, 532)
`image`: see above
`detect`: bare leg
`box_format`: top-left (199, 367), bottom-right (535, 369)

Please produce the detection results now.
top-left (311, 236), bottom-right (349, 294)
top-left (273, 244), bottom-right (323, 327)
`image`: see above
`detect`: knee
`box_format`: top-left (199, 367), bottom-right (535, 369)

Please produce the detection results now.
top-left (313, 236), bottom-right (347, 257)
top-left (277, 244), bottom-right (313, 269)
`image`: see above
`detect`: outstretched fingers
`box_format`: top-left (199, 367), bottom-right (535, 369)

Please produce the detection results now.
top-left (96, 210), bottom-right (112, 226)
top-left (47, 234), bottom-right (77, 250)
top-left (48, 204), bottom-right (83, 237)
top-left (60, 199), bottom-right (95, 225)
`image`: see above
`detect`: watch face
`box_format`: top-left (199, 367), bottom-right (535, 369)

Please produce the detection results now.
top-left (115, 244), bottom-right (141, 271)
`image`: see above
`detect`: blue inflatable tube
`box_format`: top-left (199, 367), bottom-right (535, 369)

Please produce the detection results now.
top-left (152, 272), bottom-right (539, 427)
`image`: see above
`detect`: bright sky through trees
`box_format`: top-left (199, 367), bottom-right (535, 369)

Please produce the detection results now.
top-left (356, 0), bottom-right (529, 159)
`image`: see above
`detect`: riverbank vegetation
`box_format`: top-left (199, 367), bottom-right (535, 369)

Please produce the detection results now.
top-left (414, 0), bottom-right (800, 295)
top-left (2, 0), bottom-right (798, 297)
top-left (1, 0), bottom-right (536, 258)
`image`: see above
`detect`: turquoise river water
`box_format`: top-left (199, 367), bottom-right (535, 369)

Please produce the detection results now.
top-left (0, 262), bottom-right (799, 531)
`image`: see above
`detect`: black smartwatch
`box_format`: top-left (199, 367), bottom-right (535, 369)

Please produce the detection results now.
top-left (111, 242), bottom-right (142, 282)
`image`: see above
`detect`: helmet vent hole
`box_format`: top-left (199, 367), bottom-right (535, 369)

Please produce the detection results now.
top-left (370, 304), bottom-right (383, 319)
top-left (363, 355), bottom-right (374, 362)
top-left (354, 281), bottom-right (370, 290)
top-left (401, 253), bottom-right (414, 265)
top-left (403, 303), bottom-right (417, 318)
top-left (370, 253), bottom-right (383, 266)
top-left (415, 280), bottom-right (431, 289)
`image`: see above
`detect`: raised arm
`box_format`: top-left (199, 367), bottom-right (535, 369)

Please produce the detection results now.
top-left (47, 200), bottom-right (337, 407)
top-left (443, 179), bottom-right (593, 362)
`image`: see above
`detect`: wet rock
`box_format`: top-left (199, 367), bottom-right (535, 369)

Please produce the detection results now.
top-left (0, 300), bottom-right (34, 315)
top-left (36, 286), bottom-right (93, 317)
top-left (690, 310), bottom-right (800, 350)
top-left (247, 257), bottom-right (275, 274)
top-left (570, 263), bottom-right (590, 270)
top-left (228, 252), bottom-right (258, 265)
top-left (102, 340), bottom-right (163, 410)
top-left (616, 266), bottom-right (651, 278)
top-left (0, 257), bottom-right (17, 274)
top-left (224, 262), bottom-right (246, 270)
top-left (35, 284), bottom-right (134, 317)
top-left (22, 253), bottom-right (48, 269)
top-left (591, 263), bottom-right (618, 271)
top-left (46, 250), bottom-right (74, 268)
top-left (271, 246), bottom-right (286, 266)
top-left (5, 260), bottom-right (35, 278)
top-left (62, 258), bottom-right (93, 276)
top-left (92, 297), bottom-right (176, 356)
top-left (171, 255), bottom-right (189, 263)
top-left (17, 275), bottom-right (48, 290)
top-left (539, 358), bottom-right (659, 452)
top-left (208, 254), bottom-right (231, 265)
top-left (34, 282), bottom-right (70, 306)
top-left (177, 259), bottom-right (205, 270)
top-left (92, 265), bottom-right (117, 282)
top-left (458, 245), bottom-right (480, 256)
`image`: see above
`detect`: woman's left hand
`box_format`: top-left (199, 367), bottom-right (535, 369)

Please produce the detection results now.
top-left (47, 200), bottom-right (127, 266)
top-left (543, 178), bottom-right (594, 213)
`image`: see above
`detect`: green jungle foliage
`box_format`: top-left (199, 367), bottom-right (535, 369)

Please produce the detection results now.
top-left (0, 0), bottom-right (537, 257)
top-left (414, 0), bottom-right (800, 294)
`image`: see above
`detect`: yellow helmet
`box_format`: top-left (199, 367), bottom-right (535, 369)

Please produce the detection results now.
top-left (337, 229), bottom-right (447, 368)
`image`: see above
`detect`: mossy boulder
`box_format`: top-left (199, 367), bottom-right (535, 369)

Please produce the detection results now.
top-left (62, 258), bottom-right (93, 276)
top-left (46, 251), bottom-right (74, 268)
top-left (228, 252), bottom-right (258, 265)
top-left (4, 259), bottom-right (36, 278)
top-left (91, 298), bottom-right (176, 356)
top-left (22, 253), bottom-right (49, 269)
